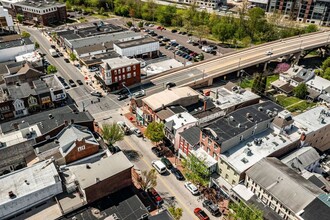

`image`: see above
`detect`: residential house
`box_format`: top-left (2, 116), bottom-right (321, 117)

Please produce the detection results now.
top-left (98, 56), bottom-right (140, 91)
top-left (0, 159), bottom-right (62, 220)
top-left (245, 157), bottom-right (324, 220)
top-left (35, 124), bottom-right (100, 165)
top-left (164, 112), bottom-right (198, 150)
top-left (280, 146), bottom-right (321, 173)
top-left (2, 62), bottom-right (45, 85)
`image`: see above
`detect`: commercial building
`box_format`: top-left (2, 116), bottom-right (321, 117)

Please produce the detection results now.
top-left (62, 152), bottom-right (133, 204)
top-left (177, 0), bottom-right (222, 8)
top-left (113, 37), bottom-right (160, 58)
top-left (0, 6), bottom-right (14, 27)
top-left (0, 0), bottom-right (66, 26)
top-left (98, 56), bottom-right (141, 91)
top-left (245, 157), bottom-right (324, 220)
top-left (0, 34), bottom-right (34, 62)
top-left (0, 159), bottom-right (62, 219)
top-left (268, 0), bottom-right (330, 26)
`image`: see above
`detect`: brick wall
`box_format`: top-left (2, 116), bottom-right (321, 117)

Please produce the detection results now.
top-left (65, 139), bottom-right (99, 164)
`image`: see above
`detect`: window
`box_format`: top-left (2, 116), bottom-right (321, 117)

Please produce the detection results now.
top-left (133, 72), bottom-right (136, 77)
top-left (207, 147), bottom-right (210, 153)
top-left (114, 70), bottom-right (117, 75)
top-left (133, 65), bottom-right (136, 70)
top-left (225, 174), bottom-right (229, 180)
top-left (118, 69), bottom-right (121, 74)
top-left (219, 168), bottom-right (222, 174)
top-left (123, 75), bottom-right (126, 80)
top-left (127, 66), bottom-right (131, 71)
top-left (122, 68), bottom-right (125, 73)
top-left (213, 153), bottom-right (217, 159)
top-left (118, 75), bottom-right (122, 81)
top-left (207, 139), bottom-right (212, 146)
top-left (127, 73), bottom-right (131, 78)
top-left (232, 180), bottom-right (236, 185)
top-left (115, 76), bottom-right (118, 82)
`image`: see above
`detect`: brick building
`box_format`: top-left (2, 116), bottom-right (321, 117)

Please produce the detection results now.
top-left (0, 0), bottom-right (66, 26)
top-left (98, 56), bottom-right (140, 91)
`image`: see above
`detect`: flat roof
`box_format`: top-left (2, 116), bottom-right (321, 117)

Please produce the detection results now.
top-left (221, 126), bottom-right (301, 173)
top-left (211, 84), bottom-right (260, 110)
top-left (15, 51), bottom-right (42, 63)
top-left (0, 37), bottom-right (32, 50)
top-left (294, 106), bottom-right (330, 132)
top-left (0, 159), bottom-right (59, 205)
top-left (102, 56), bottom-right (140, 69)
top-left (16, 0), bottom-right (65, 9)
top-left (231, 184), bottom-right (254, 201)
top-left (165, 112), bottom-right (197, 130)
top-left (306, 76), bottom-right (330, 91)
top-left (143, 87), bottom-right (200, 112)
top-left (115, 37), bottom-right (158, 48)
top-left (204, 101), bottom-right (283, 145)
top-left (246, 157), bottom-right (323, 213)
top-left (68, 152), bottom-right (133, 189)
top-left (0, 124), bottom-right (41, 147)
top-left (192, 147), bottom-right (217, 168)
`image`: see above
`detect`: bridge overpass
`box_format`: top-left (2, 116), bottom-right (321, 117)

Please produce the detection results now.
top-left (143, 31), bottom-right (330, 95)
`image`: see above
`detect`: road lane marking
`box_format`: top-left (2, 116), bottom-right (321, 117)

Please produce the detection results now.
top-left (122, 137), bottom-right (198, 220)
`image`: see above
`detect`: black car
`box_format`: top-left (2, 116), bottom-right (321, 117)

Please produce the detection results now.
top-left (171, 29), bottom-right (177, 33)
top-left (211, 50), bottom-right (217, 55)
top-left (51, 45), bottom-right (56, 49)
top-left (188, 33), bottom-right (192, 36)
top-left (192, 42), bottom-right (199, 46)
top-left (171, 167), bottom-right (185, 180)
top-left (161, 157), bottom-right (173, 169)
top-left (151, 147), bottom-right (163, 157)
top-left (181, 32), bottom-right (187, 35)
top-left (117, 94), bottom-right (129, 101)
top-left (165, 82), bottom-right (176, 88)
top-left (69, 79), bottom-right (76, 87)
top-left (64, 58), bottom-right (70, 63)
top-left (202, 200), bottom-right (221, 216)
top-left (58, 52), bottom-right (63, 56)
top-left (76, 79), bottom-right (83, 85)
top-left (157, 35), bottom-right (163, 39)
top-left (162, 38), bottom-right (170, 42)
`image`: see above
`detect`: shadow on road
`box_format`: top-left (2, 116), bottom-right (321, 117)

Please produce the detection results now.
top-left (122, 149), bottom-right (142, 162)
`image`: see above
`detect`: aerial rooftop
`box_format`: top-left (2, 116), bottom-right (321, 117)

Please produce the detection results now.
top-left (114, 37), bottom-right (158, 48)
top-left (15, 0), bottom-right (66, 9)
top-left (0, 37), bottom-right (32, 50)
top-left (293, 106), bottom-right (330, 132)
top-left (102, 56), bottom-right (140, 69)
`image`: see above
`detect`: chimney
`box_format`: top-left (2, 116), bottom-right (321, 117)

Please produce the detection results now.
top-left (70, 119), bottom-right (74, 124)
top-left (64, 120), bottom-right (68, 126)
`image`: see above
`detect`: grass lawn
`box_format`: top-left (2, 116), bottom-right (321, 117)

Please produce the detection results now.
top-left (276, 94), bottom-right (317, 112)
top-left (276, 95), bottom-right (301, 107)
top-left (266, 75), bottom-right (279, 89)
top-left (287, 101), bottom-right (317, 112)
top-left (240, 78), bottom-right (254, 88)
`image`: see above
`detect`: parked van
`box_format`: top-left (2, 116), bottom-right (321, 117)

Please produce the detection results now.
top-left (152, 160), bottom-right (166, 174)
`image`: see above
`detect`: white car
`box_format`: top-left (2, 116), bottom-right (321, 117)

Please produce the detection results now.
top-left (184, 182), bottom-right (199, 195)
top-left (266, 51), bottom-right (273, 55)
top-left (131, 128), bottom-right (143, 137)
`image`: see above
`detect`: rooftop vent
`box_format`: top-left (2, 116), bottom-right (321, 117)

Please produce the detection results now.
top-left (8, 191), bottom-right (15, 199)
top-left (258, 106), bottom-right (263, 112)
top-left (49, 113), bottom-right (53, 119)
top-left (241, 158), bottom-right (249, 164)
top-left (229, 116), bottom-right (234, 122)
top-left (24, 180), bottom-right (30, 185)
top-left (86, 164), bottom-right (91, 169)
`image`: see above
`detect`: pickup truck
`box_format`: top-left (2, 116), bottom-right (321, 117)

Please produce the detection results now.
top-left (49, 48), bottom-right (58, 57)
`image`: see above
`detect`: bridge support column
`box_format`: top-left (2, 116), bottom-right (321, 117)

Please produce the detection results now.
top-left (263, 62), bottom-right (268, 72)
top-left (293, 51), bottom-right (302, 65)
top-left (207, 78), bottom-right (213, 86)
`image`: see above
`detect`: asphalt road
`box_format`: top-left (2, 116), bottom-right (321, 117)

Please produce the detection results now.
top-left (22, 26), bottom-right (127, 115)
top-left (97, 111), bottom-right (221, 220)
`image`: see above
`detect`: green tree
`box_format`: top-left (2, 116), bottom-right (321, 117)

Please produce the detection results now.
top-left (126, 21), bottom-right (133, 27)
top-left (99, 7), bottom-right (105, 15)
top-left (322, 67), bottom-right (330, 80)
top-left (321, 57), bottom-right (330, 72)
top-left (230, 201), bottom-right (263, 220)
top-left (247, 7), bottom-right (267, 41)
top-left (101, 122), bottom-right (124, 145)
top-left (34, 41), bottom-right (40, 49)
top-left (138, 21), bottom-right (144, 28)
top-left (145, 122), bottom-right (164, 145)
top-left (136, 169), bottom-right (157, 191)
top-left (168, 206), bottom-right (183, 220)
top-left (21, 31), bottom-right (30, 38)
top-left (47, 65), bottom-right (57, 74)
top-left (16, 14), bottom-right (24, 23)
top-left (195, 25), bottom-right (209, 44)
top-left (304, 24), bottom-right (318, 33)
top-left (251, 74), bottom-right (266, 95)
top-left (293, 83), bottom-right (308, 99)
top-left (69, 52), bottom-right (77, 61)
top-left (182, 155), bottom-right (209, 186)
top-left (213, 17), bottom-right (236, 43)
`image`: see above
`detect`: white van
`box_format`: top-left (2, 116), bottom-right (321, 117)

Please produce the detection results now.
top-left (152, 160), bottom-right (166, 174)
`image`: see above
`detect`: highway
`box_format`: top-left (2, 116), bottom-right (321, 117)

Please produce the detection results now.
top-left (145, 31), bottom-right (330, 95)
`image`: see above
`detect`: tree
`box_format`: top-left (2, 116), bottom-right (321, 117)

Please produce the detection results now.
top-left (195, 25), bottom-right (209, 44)
top-left (293, 83), bottom-right (308, 99)
top-left (101, 122), bottom-right (124, 145)
top-left (251, 74), bottom-right (266, 95)
top-left (21, 31), bottom-right (30, 38)
top-left (138, 21), bottom-right (144, 28)
top-left (145, 122), bottom-right (164, 145)
top-left (304, 24), bottom-right (318, 33)
top-left (230, 201), bottom-right (263, 220)
top-left (126, 21), bottom-right (133, 27)
top-left (182, 155), bottom-right (209, 186)
top-left (16, 14), bottom-right (24, 23)
top-left (69, 52), bottom-right (77, 61)
top-left (168, 206), bottom-right (183, 220)
top-left (34, 41), bottom-right (40, 49)
top-left (47, 65), bottom-right (57, 74)
top-left (99, 7), bottom-right (105, 15)
top-left (321, 57), bottom-right (330, 72)
top-left (136, 169), bottom-right (157, 191)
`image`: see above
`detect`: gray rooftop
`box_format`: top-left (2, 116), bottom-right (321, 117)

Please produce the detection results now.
top-left (300, 194), bottom-right (330, 220)
top-left (16, 0), bottom-right (65, 9)
top-left (0, 37), bottom-right (33, 50)
top-left (180, 126), bottom-right (201, 146)
top-left (203, 101), bottom-right (282, 144)
top-left (0, 82), bottom-right (36, 101)
top-left (114, 37), bottom-right (158, 49)
top-left (0, 105), bottom-right (93, 134)
top-left (70, 152), bottom-right (133, 189)
top-left (246, 157), bottom-right (323, 213)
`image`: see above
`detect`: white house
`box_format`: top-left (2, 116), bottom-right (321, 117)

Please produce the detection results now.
top-left (12, 99), bottom-right (28, 118)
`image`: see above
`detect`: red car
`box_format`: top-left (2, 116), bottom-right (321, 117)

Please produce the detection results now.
top-left (194, 208), bottom-right (209, 220)
top-left (147, 188), bottom-right (163, 205)
top-left (157, 26), bottom-right (162, 30)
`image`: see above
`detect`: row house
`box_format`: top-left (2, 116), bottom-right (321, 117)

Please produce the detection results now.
top-left (0, 74), bottom-right (66, 121)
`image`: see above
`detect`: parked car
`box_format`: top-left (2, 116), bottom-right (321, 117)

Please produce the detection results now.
top-left (144, 29), bottom-right (150, 33)
top-left (181, 31), bottom-right (187, 35)
top-left (162, 37), bottom-right (170, 42)
top-left (210, 50), bottom-right (217, 55)
top-left (165, 82), bottom-right (176, 88)
top-left (117, 94), bottom-right (129, 101)
top-left (192, 42), bottom-right (199, 46)
top-left (171, 29), bottom-right (177, 33)
top-left (117, 121), bottom-right (131, 135)
top-left (266, 50), bottom-right (273, 55)
top-left (68, 79), bottom-right (76, 87)
top-left (161, 157), bottom-right (173, 169)
top-left (147, 187), bottom-right (163, 205)
top-left (50, 45), bottom-right (56, 49)
top-left (89, 67), bottom-right (98, 72)
top-left (159, 42), bottom-right (166, 46)
top-left (151, 147), bottom-right (163, 157)
top-left (171, 167), bottom-right (185, 180)
top-left (64, 58), bottom-right (70, 63)
top-left (148, 24), bottom-right (154, 27)
top-left (184, 182), bottom-right (199, 195)
top-left (132, 128), bottom-right (143, 137)
top-left (58, 52), bottom-right (63, 56)
top-left (90, 91), bottom-right (102, 97)
top-left (157, 26), bottom-right (162, 30)
top-left (202, 200), bottom-right (221, 216)
top-left (76, 79), bottom-right (83, 85)
top-left (109, 145), bottom-right (121, 154)
top-left (133, 90), bottom-right (145, 98)
top-left (194, 208), bottom-right (209, 220)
